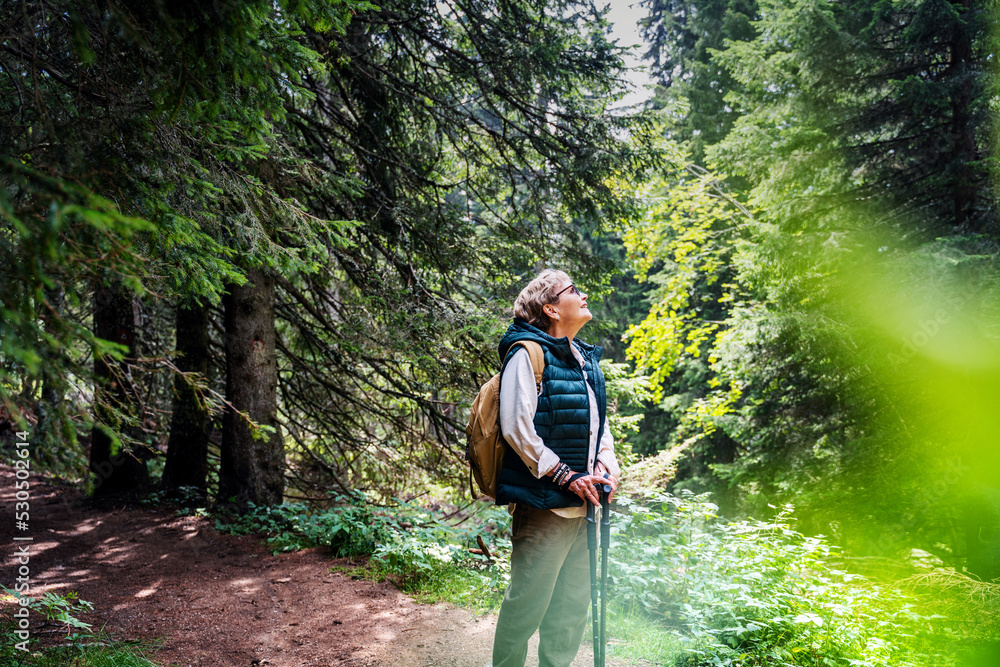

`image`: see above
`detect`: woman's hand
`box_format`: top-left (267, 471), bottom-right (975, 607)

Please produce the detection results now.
top-left (567, 473), bottom-right (614, 506)
top-left (594, 462), bottom-right (619, 503)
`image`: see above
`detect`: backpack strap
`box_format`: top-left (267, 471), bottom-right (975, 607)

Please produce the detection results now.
top-left (509, 340), bottom-right (544, 394)
top-left (470, 341), bottom-right (543, 501)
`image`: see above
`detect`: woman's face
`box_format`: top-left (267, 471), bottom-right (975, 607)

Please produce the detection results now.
top-left (548, 278), bottom-right (591, 333)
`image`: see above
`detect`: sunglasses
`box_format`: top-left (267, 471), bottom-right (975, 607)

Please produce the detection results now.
top-left (555, 284), bottom-right (582, 298)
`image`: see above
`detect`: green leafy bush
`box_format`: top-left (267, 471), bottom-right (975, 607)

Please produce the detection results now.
top-left (33, 591), bottom-right (95, 632)
top-left (370, 503), bottom-right (511, 610)
top-left (0, 590), bottom-right (158, 666)
top-left (217, 497), bottom-right (513, 612)
top-left (610, 491), bottom-right (958, 666)
top-left (215, 494), bottom-right (394, 557)
top-left (213, 489), bottom-right (989, 665)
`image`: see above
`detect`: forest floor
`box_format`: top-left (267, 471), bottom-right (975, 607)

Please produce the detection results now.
top-left (0, 464), bottom-right (638, 667)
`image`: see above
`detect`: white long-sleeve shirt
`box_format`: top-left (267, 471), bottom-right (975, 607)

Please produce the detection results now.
top-left (499, 343), bottom-right (620, 518)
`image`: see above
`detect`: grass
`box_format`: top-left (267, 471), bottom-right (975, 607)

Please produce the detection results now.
top-left (604, 608), bottom-right (685, 666)
top-left (0, 591), bottom-right (160, 667)
top-left (0, 623), bottom-right (159, 667)
top-left (331, 555), bottom-right (508, 616)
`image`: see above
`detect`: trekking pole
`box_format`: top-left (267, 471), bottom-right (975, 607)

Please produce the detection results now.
top-left (587, 499), bottom-right (600, 667)
top-left (589, 480), bottom-right (612, 667)
top-left (599, 480), bottom-right (612, 667)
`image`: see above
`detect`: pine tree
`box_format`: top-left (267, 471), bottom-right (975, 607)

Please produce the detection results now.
top-left (710, 0), bottom-right (995, 235)
top-left (3, 0), bottom-right (657, 504)
top-left (640, 0), bottom-right (757, 163)
top-left (1, 0), bottom-right (366, 496)
top-left (162, 302), bottom-right (211, 492)
top-left (267, 0), bottom-right (656, 495)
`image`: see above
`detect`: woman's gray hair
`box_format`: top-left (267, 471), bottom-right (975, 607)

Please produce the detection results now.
top-left (513, 269), bottom-right (570, 332)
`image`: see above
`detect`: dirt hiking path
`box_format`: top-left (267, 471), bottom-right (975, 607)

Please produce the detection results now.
top-left (0, 465), bottom-right (640, 666)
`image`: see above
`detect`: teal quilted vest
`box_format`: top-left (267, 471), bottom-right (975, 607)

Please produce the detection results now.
top-left (495, 319), bottom-right (607, 509)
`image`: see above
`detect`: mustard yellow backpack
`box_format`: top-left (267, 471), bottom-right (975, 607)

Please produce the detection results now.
top-left (465, 341), bottom-right (544, 500)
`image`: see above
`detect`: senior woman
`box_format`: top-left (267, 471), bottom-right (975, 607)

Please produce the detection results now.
top-left (491, 269), bottom-right (620, 667)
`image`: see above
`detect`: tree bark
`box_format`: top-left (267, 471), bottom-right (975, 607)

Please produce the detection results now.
top-left (35, 286), bottom-right (67, 455)
top-left (162, 301), bottom-right (211, 491)
top-left (218, 268), bottom-right (284, 511)
top-left (90, 282), bottom-right (150, 495)
top-left (949, 0), bottom-right (978, 230)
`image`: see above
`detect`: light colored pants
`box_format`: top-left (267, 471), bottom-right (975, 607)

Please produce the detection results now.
top-left (492, 504), bottom-right (591, 667)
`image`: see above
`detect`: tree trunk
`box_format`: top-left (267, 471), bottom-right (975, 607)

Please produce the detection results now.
top-left (162, 301), bottom-right (211, 491)
top-left (35, 287), bottom-right (69, 455)
top-left (218, 268), bottom-right (284, 511)
top-left (90, 282), bottom-right (150, 495)
top-left (949, 0), bottom-right (978, 230)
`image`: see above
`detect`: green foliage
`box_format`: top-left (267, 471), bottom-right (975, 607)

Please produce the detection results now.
top-left (624, 0), bottom-right (1000, 567)
top-left (341, 547), bottom-right (511, 615)
top-left (640, 0), bottom-right (758, 164)
top-left (0, 632), bottom-right (158, 667)
top-left (601, 358), bottom-right (655, 467)
top-left (0, 0), bottom-right (368, 478)
top-left (218, 497), bottom-right (513, 613)
top-left (623, 145), bottom-right (1000, 556)
top-left (215, 495), bottom-right (393, 557)
top-left (0, 588), bottom-right (94, 633)
top-left (605, 607), bottom-right (687, 666)
top-left (31, 591), bottom-right (95, 632)
top-left (0, 590), bottom-right (158, 666)
top-left (711, 0), bottom-right (994, 234)
top-left (619, 153), bottom-right (754, 492)
top-left (623, 162), bottom-right (746, 399)
top-left (371, 508), bottom-right (512, 612)
top-left (610, 491), bottom-right (973, 666)
top-left (140, 485), bottom-right (208, 511)
top-left (0, 159), bottom-right (152, 455)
